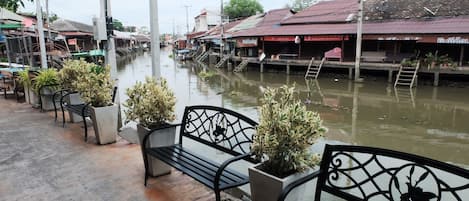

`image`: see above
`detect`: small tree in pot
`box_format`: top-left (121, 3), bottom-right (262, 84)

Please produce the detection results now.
top-left (124, 76), bottom-right (177, 176)
top-left (73, 65), bottom-right (117, 145)
top-left (249, 85), bottom-right (326, 201)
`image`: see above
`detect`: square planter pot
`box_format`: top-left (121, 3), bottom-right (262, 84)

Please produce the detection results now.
top-left (137, 124), bottom-right (176, 177)
top-left (28, 87), bottom-right (40, 107)
top-left (24, 86), bottom-right (32, 104)
top-left (90, 104), bottom-right (118, 145)
top-left (249, 164), bottom-right (311, 201)
top-left (40, 87), bottom-right (56, 111)
top-left (67, 93), bottom-right (85, 123)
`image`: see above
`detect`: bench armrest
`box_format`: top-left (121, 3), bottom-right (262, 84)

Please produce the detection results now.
top-left (277, 170), bottom-right (322, 201)
top-left (214, 152), bottom-right (254, 190)
top-left (142, 123), bottom-right (181, 149)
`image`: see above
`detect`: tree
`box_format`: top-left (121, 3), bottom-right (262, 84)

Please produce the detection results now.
top-left (290, 0), bottom-right (318, 12)
top-left (224, 0), bottom-right (264, 20)
top-left (0, 0), bottom-right (32, 12)
top-left (112, 19), bottom-right (124, 31)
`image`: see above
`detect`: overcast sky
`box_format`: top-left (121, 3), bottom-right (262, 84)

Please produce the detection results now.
top-left (20, 0), bottom-right (290, 34)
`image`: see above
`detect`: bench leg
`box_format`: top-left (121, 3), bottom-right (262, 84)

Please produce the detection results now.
top-left (215, 190), bottom-right (221, 201)
top-left (83, 116), bottom-right (88, 142)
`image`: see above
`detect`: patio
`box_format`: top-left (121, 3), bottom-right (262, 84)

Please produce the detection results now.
top-left (0, 99), bottom-right (233, 201)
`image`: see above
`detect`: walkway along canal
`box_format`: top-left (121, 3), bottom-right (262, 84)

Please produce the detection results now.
top-left (118, 48), bottom-right (469, 168)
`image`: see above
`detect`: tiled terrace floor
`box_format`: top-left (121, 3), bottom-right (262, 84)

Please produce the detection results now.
top-left (0, 99), bottom-right (232, 201)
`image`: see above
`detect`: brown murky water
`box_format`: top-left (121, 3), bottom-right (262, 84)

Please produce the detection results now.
top-left (117, 48), bottom-right (469, 168)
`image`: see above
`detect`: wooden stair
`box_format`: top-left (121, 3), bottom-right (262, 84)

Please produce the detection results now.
top-left (394, 62), bottom-right (420, 88)
top-left (196, 50), bottom-right (210, 63)
top-left (305, 57), bottom-right (326, 79)
top-left (394, 88), bottom-right (416, 108)
top-left (215, 55), bottom-right (230, 68)
top-left (233, 60), bottom-right (249, 73)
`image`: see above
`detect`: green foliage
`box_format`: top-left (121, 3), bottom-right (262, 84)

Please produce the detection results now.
top-left (113, 19), bottom-right (124, 31)
top-left (423, 53), bottom-right (457, 69)
top-left (124, 77), bottom-right (176, 128)
top-left (198, 70), bottom-right (217, 80)
top-left (224, 0), bottom-right (264, 19)
top-left (289, 0), bottom-right (318, 11)
top-left (33, 69), bottom-right (59, 94)
top-left (17, 69), bottom-right (31, 88)
top-left (58, 59), bottom-right (92, 91)
top-left (252, 85), bottom-right (327, 178)
top-left (401, 59), bottom-right (419, 67)
top-left (73, 65), bottom-right (114, 107)
top-left (0, 0), bottom-right (32, 12)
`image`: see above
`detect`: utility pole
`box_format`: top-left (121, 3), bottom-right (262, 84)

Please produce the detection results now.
top-left (46, 0), bottom-right (51, 40)
top-left (183, 5), bottom-right (191, 48)
top-left (220, 0), bottom-right (224, 57)
top-left (150, 0), bottom-right (161, 78)
top-left (101, 0), bottom-right (118, 80)
top-left (354, 0), bottom-right (364, 82)
top-left (36, 0), bottom-right (48, 69)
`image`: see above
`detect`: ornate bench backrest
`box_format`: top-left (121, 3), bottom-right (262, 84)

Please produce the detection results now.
top-left (180, 105), bottom-right (258, 163)
top-left (316, 145), bottom-right (469, 201)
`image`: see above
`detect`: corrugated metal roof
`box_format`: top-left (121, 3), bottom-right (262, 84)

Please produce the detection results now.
top-left (233, 16), bottom-right (469, 37)
top-left (281, 0), bottom-right (357, 24)
top-left (51, 19), bottom-right (93, 33)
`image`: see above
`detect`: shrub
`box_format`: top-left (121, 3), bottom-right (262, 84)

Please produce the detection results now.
top-left (73, 65), bottom-right (114, 107)
top-left (124, 77), bottom-right (176, 128)
top-left (252, 85), bottom-right (327, 178)
top-left (58, 59), bottom-right (93, 91)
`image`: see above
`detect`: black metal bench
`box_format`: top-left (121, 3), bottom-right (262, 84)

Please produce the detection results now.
top-left (55, 87), bottom-right (117, 142)
top-left (142, 105), bottom-right (259, 201)
top-left (278, 144), bottom-right (469, 201)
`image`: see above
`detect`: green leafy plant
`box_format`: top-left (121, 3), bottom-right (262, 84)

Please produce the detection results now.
top-left (252, 85), bottom-right (327, 178)
top-left (401, 59), bottom-right (418, 67)
top-left (73, 65), bottom-right (114, 107)
top-left (198, 70), bottom-right (217, 80)
top-left (33, 69), bottom-right (59, 94)
top-left (17, 69), bottom-right (31, 88)
top-left (58, 59), bottom-right (92, 91)
top-left (124, 77), bottom-right (176, 128)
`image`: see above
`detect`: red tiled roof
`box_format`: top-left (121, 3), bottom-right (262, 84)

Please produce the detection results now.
top-left (281, 0), bottom-right (357, 25)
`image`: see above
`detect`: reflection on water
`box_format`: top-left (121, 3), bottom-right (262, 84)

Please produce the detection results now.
top-left (117, 48), bottom-right (469, 167)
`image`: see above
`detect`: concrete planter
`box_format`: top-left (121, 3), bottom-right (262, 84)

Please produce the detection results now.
top-left (137, 124), bottom-right (176, 177)
top-left (249, 164), bottom-right (311, 201)
top-left (90, 104), bottom-right (118, 145)
top-left (67, 93), bottom-right (85, 123)
top-left (24, 86), bottom-right (31, 104)
top-left (40, 87), bottom-right (56, 111)
top-left (28, 87), bottom-right (40, 106)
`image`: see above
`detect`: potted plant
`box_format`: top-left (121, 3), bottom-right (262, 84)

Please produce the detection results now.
top-left (124, 76), bottom-right (177, 176)
top-left (17, 70), bottom-right (32, 104)
top-left (73, 65), bottom-right (117, 145)
top-left (58, 59), bottom-right (92, 122)
top-left (249, 85), bottom-right (327, 201)
top-left (33, 69), bottom-right (59, 111)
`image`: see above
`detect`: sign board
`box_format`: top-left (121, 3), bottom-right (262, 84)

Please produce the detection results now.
top-left (237, 38), bottom-right (258, 47)
top-left (436, 37), bottom-right (469, 44)
top-left (304, 35), bottom-right (348, 42)
top-left (263, 36), bottom-right (296, 42)
top-left (68, 38), bottom-right (77, 45)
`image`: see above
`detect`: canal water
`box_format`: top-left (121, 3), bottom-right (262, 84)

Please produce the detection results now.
top-left (117, 48), bottom-right (469, 169)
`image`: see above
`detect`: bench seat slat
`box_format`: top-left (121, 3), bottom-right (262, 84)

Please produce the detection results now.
top-left (146, 145), bottom-right (249, 190)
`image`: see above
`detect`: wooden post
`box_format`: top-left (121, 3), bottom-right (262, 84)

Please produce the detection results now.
top-left (349, 67), bottom-right (353, 79)
top-left (341, 36), bottom-right (345, 62)
top-left (459, 45), bottom-right (465, 67)
top-left (388, 69), bottom-right (393, 83)
top-left (286, 62), bottom-right (290, 75)
top-left (393, 42), bottom-right (398, 64)
top-left (433, 72), bottom-right (440, 87)
top-left (260, 63), bottom-right (264, 73)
